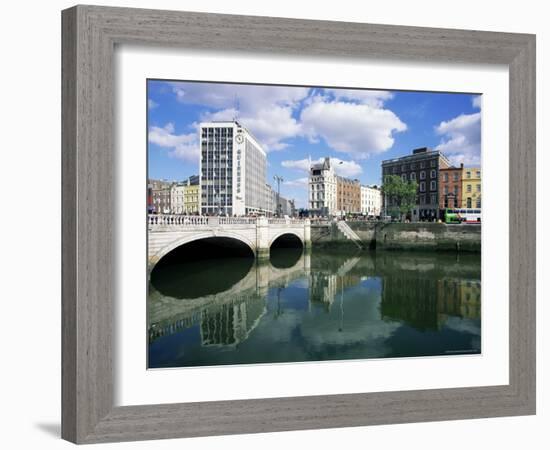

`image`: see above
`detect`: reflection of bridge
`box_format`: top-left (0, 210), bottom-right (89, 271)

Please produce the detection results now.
top-left (148, 251), bottom-right (367, 345)
top-left (148, 215), bottom-right (311, 269)
top-left (148, 251), bottom-right (312, 344)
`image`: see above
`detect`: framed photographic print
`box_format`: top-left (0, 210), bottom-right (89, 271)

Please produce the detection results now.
top-left (62, 5), bottom-right (536, 444)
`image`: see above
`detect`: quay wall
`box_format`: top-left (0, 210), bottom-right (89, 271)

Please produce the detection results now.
top-left (312, 222), bottom-right (481, 252)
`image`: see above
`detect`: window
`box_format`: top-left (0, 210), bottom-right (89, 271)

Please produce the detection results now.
top-left (430, 180), bottom-right (436, 191)
top-left (467, 184), bottom-right (472, 193)
top-left (453, 172), bottom-right (459, 182)
top-left (476, 198), bottom-right (481, 208)
top-left (466, 171), bottom-right (471, 178)
top-left (392, 167), bottom-right (397, 174)
top-left (430, 193), bottom-right (437, 204)
top-left (420, 171), bottom-right (426, 180)
top-left (420, 161), bottom-right (425, 169)
top-left (410, 163), bottom-right (416, 170)
top-left (430, 169), bottom-right (436, 178)
top-left (444, 186), bottom-right (449, 195)
top-left (401, 164), bottom-right (407, 172)
top-left (443, 173), bottom-right (448, 182)
top-left (401, 174), bottom-right (407, 181)
top-left (476, 171), bottom-right (481, 178)
top-left (467, 197), bottom-right (472, 208)
top-left (419, 181), bottom-right (426, 192)
top-left (430, 160), bottom-right (436, 167)
top-left (477, 184), bottom-right (481, 192)
top-left (419, 194), bottom-right (426, 204)
top-left (410, 172), bottom-right (416, 181)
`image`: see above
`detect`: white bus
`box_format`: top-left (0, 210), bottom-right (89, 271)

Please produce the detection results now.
top-left (453, 208), bottom-right (481, 224)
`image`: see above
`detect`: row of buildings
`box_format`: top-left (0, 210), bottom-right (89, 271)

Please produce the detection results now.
top-left (149, 120), bottom-right (480, 221)
top-left (149, 121), bottom-right (295, 216)
top-left (308, 157), bottom-right (382, 217)
top-left (381, 147), bottom-right (481, 221)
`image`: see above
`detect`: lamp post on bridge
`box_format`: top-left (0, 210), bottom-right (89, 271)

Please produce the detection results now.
top-left (273, 175), bottom-right (284, 217)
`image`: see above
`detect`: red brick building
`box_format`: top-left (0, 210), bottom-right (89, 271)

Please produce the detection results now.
top-left (439, 164), bottom-right (463, 210)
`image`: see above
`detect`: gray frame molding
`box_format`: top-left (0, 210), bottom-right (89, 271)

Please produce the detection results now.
top-left (62, 5), bottom-right (536, 444)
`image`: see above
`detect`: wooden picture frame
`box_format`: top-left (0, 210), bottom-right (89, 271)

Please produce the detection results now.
top-left (61, 5), bottom-right (536, 443)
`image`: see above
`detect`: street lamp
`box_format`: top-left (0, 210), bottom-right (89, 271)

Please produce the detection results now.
top-left (273, 175), bottom-right (283, 217)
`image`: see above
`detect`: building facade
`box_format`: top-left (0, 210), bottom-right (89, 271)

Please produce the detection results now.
top-left (382, 147), bottom-right (451, 221)
top-left (170, 183), bottom-right (186, 214)
top-left (183, 179), bottom-right (200, 214)
top-left (360, 185), bottom-right (382, 217)
top-left (462, 167), bottom-right (482, 209)
top-left (309, 157), bottom-right (337, 216)
top-left (439, 165), bottom-right (463, 210)
top-left (200, 121), bottom-right (268, 216)
top-left (336, 176), bottom-right (361, 215)
top-left (150, 179), bottom-right (173, 214)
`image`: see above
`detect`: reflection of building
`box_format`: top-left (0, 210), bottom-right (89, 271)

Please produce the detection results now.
top-left (381, 274), bottom-right (481, 330)
top-left (382, 147), bottom-right (451, 221)
top-left (200, 121), bottom-right (268, 216)
top-left (200, 294), bottom-right (266, 346)
top-left (336, 176), bottom-right (361, 215)
top-left (309, 272), bottom-right (361, 312)
top-left (309, 157), bottom-right (337, 215)
top-left (360, 185), bottom-right (382, 217)
top-left (462, 167), bottom-right (482, 209)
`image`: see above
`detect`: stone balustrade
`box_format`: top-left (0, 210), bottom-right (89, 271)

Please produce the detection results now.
top-left (148, 214), bottom-right (307, 228)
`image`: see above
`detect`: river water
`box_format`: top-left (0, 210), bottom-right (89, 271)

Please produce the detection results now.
top-left (148, 249), bottom-right (481, 368)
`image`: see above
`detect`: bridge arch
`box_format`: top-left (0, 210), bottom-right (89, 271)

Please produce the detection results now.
top-left (149, 231), bottom-right (257, 271)
top-left (269, 231), bottom-right (304, 248)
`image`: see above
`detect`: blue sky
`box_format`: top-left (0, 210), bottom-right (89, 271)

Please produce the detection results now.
top-left (148, 80), bottom-right (481, 208)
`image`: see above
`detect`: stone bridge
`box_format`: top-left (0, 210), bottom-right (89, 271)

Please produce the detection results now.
top-left (148, 215), bottom-right (311, 269)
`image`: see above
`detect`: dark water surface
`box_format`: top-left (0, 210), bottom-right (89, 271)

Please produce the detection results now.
top-left (148, 249), bottom-right (481, 368)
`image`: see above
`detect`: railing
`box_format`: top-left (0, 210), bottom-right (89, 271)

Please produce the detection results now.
top-left (148, 215), bottom-right (209, 226)
top-left (219, 217), bottom-right (257, 225)
top-left (267, 218), bottom-right (305, 225)
top-left (148, 214), bottom-right (307, 228)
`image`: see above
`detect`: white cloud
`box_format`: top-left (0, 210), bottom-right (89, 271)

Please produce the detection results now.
top-left (325, 89), bottom-right (394, 107)
top-left (435, 112), bottom-right (481, 166)
top-left (148, 99), bottom-right (158, 110)
top-left (300, 97), bottom-right (407, 159)
top-left (172, 82), bottom-right (308, 151)
top-left (281, 157), bottom-right (362, 178)
top-left (283, 177), bottom-right (309, 187)
top-left (281, 158), bottom-right (312, 172)
top-left (148, 123), bottom-right (199, 163)
top-left (472, 95), bottom-right (482, 109)
top-left (201, 105), bottom-right (301, 151)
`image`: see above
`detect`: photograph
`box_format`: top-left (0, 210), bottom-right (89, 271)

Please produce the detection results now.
top-left (146, 80), bottom-right (482, 369)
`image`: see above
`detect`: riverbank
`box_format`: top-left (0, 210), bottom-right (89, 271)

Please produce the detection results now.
top-left (311, 222), bottom-right (481, 252)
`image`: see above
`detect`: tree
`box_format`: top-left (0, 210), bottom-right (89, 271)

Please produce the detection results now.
top-left (382, 175), bottom-right (418, 221)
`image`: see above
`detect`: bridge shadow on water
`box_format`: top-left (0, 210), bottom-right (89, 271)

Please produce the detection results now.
top-left (150, 237), bottom-right (255, 299)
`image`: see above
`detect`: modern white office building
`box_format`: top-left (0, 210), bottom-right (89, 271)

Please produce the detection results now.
top-left (360, 185), bottom-right (382, 217)
top-left (308, 157), bottom-right (337, 216)
top-left (199, 121), bottom-right (268, 216)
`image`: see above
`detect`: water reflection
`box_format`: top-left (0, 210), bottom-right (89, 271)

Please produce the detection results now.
top-left (148, 250), bottom-right (481, 368)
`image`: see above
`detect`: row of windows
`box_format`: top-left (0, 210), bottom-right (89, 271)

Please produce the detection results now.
top-left (201, 127), bottom-right (234, 137)
top-left (384, 159), bottom-right (437, 174)
top-left (465, 184), bottom-right (482, 193)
